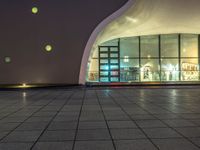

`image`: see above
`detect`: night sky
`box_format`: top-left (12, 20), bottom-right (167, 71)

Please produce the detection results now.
top-left (0, 0), bottom-right (128, 84)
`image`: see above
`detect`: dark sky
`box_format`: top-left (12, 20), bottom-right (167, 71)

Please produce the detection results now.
top-left (0, 0), bottom-right (128, 84)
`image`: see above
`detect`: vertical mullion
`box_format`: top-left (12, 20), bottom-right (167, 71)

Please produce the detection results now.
top-left (139, 36), bottom-right (141, 82)
top-left (159, 35), bottom-right (162, 82)
top-left (108, 47), bottom-right (111, 82)
top-left (178, 34), bottom-right (181, 81)
top-left (118, 38), bottom-right (121, 82)
top-left (198, 35), bottom-right (200, 81)
top-left (98, 46), bottom-right (101, 82)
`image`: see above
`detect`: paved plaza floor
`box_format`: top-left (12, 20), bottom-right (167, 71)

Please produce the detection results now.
top-left (0, 86), bottom-right (200, 150)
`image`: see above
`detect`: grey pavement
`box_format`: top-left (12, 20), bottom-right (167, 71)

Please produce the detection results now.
top-left (0, 87), bottom-right (200, 149)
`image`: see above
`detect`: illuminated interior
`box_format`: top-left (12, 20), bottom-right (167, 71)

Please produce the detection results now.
top-left (87, 34), bottom-right (199, 83)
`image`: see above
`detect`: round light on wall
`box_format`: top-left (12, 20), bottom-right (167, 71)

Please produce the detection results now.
top-left (32, 7), bottom-right (38, 14)
top-left (45, 45), bottom-right (53, 52)
top-left (4, 57), bottom-right (11, 63)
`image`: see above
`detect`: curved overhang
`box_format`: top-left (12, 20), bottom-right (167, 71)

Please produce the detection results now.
top-left (79, 0), bottom-right (135, 84)
top-left (79, 0), bottom-right (200, 84)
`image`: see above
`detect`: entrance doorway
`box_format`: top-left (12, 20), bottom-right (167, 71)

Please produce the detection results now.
top-left (99, 46), bottom-right (120, 82)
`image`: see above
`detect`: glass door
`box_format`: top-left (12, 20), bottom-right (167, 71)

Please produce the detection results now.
top-left (99, 46), bottom-right (120, 82)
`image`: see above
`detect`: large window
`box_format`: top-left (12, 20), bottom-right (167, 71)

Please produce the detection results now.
top-left (140, 35), bottom-right (160, 81)
top-left (141, 59), bottom-right (160, 81)
top-left (120, 37), bottom-right (139, 58)
top-left (120, 37), bottom-right (140, 82)
top-left (161, 59), bottom-right (179, 81)
top-left (160, 34), bottom-right (179, 81)
top-left (120, 59), bottom-right (139, 82)
top-left (87, 33), bottom-right (200, 83)
top-left (181, 34), bottom-right (199, 81)
top-left (141, 35), bottom-right (159, 58)
top-left (181, 34), bottom-right (198, 58)
top-left (87, 59), bottom-right (99, 82)
top-left (181, 59), bottom-right (199, 81)
top-left (161, 34), bottom-right (178, 58)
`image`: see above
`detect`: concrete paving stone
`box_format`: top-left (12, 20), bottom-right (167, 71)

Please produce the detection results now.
top-left (1, 117), bottom-right (28, 123)
top-left (2, 131), bottom-right (42, 142)
top-left (32, 141), bottom-right (73, 150)
top-left (57, 111), bottom-right (79, 116)
top-left (80, 113), bottom-right (105, 121)
top-left (0, 113), bottom-right (10, 118)
top-left (33, 111), bottom-right (57, 117)
top-left (74, 140), bottom-right (114, 150)
top-left (190, 138), bottom-right (200, 147)
top-left (143, 128), bottom-right (182, 138)
top-left (9, 112), bottom-right (34, 117)
top-left (16, 122), bottom-right (48, 131)
top-left (136, 120), bottom-right (167, 128)
top-left (41, 106), bottom-right (62, 111)
top-left (25, 116), bottom-right (53, 123)
top-left (82, 106), bottom-right (101, 111)
top-left (0, 132), bottom-right (9, 140)
top-left (154, 114), bottom-right (181, 119)
top-left (131, 114), bottom-right (156, 120)
top-left (39, 130), bottom-right (76, 141)
top-left (175, 127), bottom-right (200, 137)
top-left (111, 128), bottom-right (146, 140)
top-left (56, 114), bottom-right (80, 118)
top-left (105, 114), bottom-right (130, 121)
top-left (61, 106), bottom-right (81, 111)
top-left (0, 143), bottom-right (33, 150)
top-left (76, 129), bottom-right (111, 140)
top-left (125, 109), bottom-right (149, 115)
top-left (108, 121), bottom-right (137, 129)
top-left (190, 120), bottom-right (200, 126)
top-left (48, 121), bottom-right (77, 130)
top-left (78, 121), bottom-right (107, 129)
top-left (163, 119), bottom-right (197, 127)
top-left (179, 114), bottom-right (200, 119)
top-left (0, 123), bottom-right (20, 131)
top-left (115, 139), bottom-right (157, 150)
top-left (152, 138), bottom-right (200, 150)
top-left (53, 116), bottom-right (79, 122)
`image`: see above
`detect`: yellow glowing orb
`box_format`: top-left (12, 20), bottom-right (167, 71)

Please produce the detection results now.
top-left (5, 57), bottom-right (11, 63)
top-left (45, 45), bottom-right (53, 52)
top-left (32, 7), bottom-right (38, 14)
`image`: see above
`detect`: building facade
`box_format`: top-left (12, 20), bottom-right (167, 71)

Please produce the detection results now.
top-left (83, 0), bottom-right (200, 84)
top-left (0, 0), bottom-right (127, 85)
top-left (1, 0), bottom-right (200, 85)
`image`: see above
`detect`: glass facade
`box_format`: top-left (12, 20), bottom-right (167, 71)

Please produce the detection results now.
top-left (87, 34), bottom-right (200, 83)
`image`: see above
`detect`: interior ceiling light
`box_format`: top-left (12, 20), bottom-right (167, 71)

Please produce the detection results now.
top-left (126, 17), bottom-right (138, 23)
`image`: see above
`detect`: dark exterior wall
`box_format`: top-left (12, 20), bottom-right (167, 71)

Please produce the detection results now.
top-left (0, 0), bottom-right (128, 84)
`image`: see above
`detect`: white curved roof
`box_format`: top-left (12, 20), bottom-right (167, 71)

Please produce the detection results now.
top-left (96, 0), bottom-right (200, 45)
top-left (79, 0), bottom-right (200, 84)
